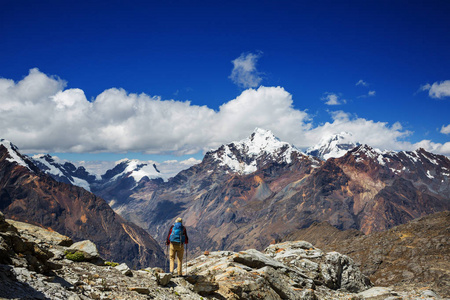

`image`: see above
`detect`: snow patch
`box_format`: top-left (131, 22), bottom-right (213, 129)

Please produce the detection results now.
top-left (306, 132), bottom-right (359, 160)
top-left (112, 159), bottom-right (161, 183)
top-left (426, 170), bottom-right (434, 179)
top-left (0, 139), bottom-right (31, 170)
top-left (32, 154), bottom-right (64, 177)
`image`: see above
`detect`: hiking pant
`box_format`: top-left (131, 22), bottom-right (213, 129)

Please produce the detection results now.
top-left (169, 242), bottom-right (184, 275)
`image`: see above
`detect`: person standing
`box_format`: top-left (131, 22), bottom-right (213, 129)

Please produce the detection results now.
top-left (166, 217), bottom-right (188, 276)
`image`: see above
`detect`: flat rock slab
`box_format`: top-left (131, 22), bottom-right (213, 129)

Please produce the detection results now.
top-left (357, 287), bottom-right (394, 300)
top-left (7, 219), bottom-right (73, 246)
top-left (233, 249), bottom-right (285, 269)
top-left (128, 287), bottom-right (150, 294)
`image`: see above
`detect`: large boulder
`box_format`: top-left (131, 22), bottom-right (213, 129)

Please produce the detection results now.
top-left (67, 240), bottom-right (103, 264)
top-left (185, 241), bottom-right (371, 299)
top-left (264, 241), bottom-right (372, 292)
top-left (320, 251), bottom-right (371, 292)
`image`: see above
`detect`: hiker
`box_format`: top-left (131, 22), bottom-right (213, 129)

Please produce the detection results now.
top-left (166, 217), bottom-right (188, 276)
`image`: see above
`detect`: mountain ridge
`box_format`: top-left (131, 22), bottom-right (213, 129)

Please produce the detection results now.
top-left (103, 129), bottom-right (449, 259)
top-left (0, 141), bottom-right (166, 268)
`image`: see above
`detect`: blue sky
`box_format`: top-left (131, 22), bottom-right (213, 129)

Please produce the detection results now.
top-left (1, 0), bottom-right (449, 173)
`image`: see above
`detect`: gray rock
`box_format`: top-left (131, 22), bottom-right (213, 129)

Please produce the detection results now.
top-left (128, 287), bottom-right (150, 294)
top-left (357, 287), bottom-right (393, 299)
top-left (114, 263), bottom-right (132, 276)
top-left (233, 249), bottom-right (285, 269)
top-left (422, 290), bottom-right (438, 298)
top-left (67, 240), bottom-right (102, 263)
top-left (156, 272), bottom-right (172, 286)
top-left (192, 281), bottom-right (219, 294)
top-left (256, 266), bottom-right (303, 300)
top-left (6, 219), bottom-right (73, 246)
top-left (320, 251), bottom-right (371, 292)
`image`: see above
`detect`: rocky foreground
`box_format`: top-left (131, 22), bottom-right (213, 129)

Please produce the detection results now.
top-left (0, 211), bottom-right (445, 299)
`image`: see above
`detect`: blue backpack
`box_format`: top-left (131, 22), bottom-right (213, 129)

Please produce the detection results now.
top-left (169, 222), bottom-right (185, 243)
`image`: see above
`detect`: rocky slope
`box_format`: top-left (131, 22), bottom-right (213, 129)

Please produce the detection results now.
top-left (97, 129), bottom-right (450, 260)
top-left (283, 211), bottom-right (450, 297)
top-left (1, 212), bottom-right (442, 300)
top-left (0, 140), bottom-right (165, 269)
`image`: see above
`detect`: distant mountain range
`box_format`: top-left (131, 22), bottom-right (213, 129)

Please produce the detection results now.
top-left (33, 128), bottom-right (444, 259)
top-left (2, 129), bottom-right (450, 261)
top-left (0, 139), bottom-right (165, 268)
top-left (27, 129), bottom-right (361, 194)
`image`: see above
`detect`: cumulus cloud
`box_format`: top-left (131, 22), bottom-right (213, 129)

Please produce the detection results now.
top-left (421, 80), bottom-right (450, 99)
top-left (229, 52), bottom-right (263, 88)
top-left (0, 69), bottom-right (308, 155)
top-left (302, 110), bottom-right (413, 151)
top-left (356, 79), bottom-right (368, 86)
top-left (322, 93), bottom-right (346, 105)
top-left (441, 124), bottom-right (450, 135)
top-left (1, 69), bottom-right (449, 158)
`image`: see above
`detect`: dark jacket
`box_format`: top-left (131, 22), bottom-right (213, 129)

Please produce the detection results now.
top-left (166, 223), bottom-right (189, 245)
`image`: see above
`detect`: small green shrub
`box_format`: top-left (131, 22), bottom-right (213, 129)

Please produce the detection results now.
top-left (65, 251), bottom-right (85, 262)
top-left (105, 261), bottom-right (119, 267)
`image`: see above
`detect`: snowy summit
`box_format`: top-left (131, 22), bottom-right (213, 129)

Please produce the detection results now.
top-left (0, 139), bottom-right (32, 170)
top-left (306, 132), bottom-right (360, 161)
top-left (212, 128), bottom-right (301, 175)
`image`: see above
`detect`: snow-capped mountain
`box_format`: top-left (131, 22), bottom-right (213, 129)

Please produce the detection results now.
top-left (31, 155), bottom-right (163, 192)
top-left (344, 144), bottom-right (450, 190)
top-left (0, 139), bottom-right (165, 269)
top-left (209, 128), bottom-right (305, 174)
top-left (0, 139), bottom-right (34, 171)
top-left (31, 154), bottom-right (98, 191)
top-left (102, 159), bottom-right (161, 185)
top-left (306, 132), bottom-right (360, 160)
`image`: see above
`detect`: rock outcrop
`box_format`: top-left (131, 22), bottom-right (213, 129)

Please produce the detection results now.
top-left (0, 214), bottom-right (444, 300)
top-left (283, 211), bottom-right (450, 298)
top-left (185, 241), bottom-right (372, 299)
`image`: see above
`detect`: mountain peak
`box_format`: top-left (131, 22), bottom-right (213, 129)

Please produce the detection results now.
top-left (0, 138), bottom-right (32, 170)
top-left (306, 132), bottom-right (360, 160)
top-left (210, 128), bottom-right (301, 175)
top-left (111, 158), bottom-right (161, 183)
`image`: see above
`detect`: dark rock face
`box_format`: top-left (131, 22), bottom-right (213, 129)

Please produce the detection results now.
top-left (282, 211), bottom-right (450, 298)
top-left (0, 145), bottom-right (165, 269)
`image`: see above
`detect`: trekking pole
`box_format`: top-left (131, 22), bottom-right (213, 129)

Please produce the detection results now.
top-left (185, 243), bottom-right (188, 276)
top-left (166, 244), bottom-right (169, 273)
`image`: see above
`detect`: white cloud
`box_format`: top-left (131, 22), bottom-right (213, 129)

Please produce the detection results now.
top-left (421, 80), bottom-right (450, 99)
top-left (322, 93), bottom-right (346, 105)
top-left (0, 69), bottom-right (309, 155)
top-left (411, 140), bottom-right (450, 156)
top-left (1, 69), bottom-right (449, 158)
top-left (357, 90), bottom-right (376, 98)
top-left (441, 124), bottom-right (450, 135)
top-left (302, 111), bottom-right (413, 150)
top-left (356, 79), bottom-right (368, 86)
top-left (229, 52), bottom-right (263, 89)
